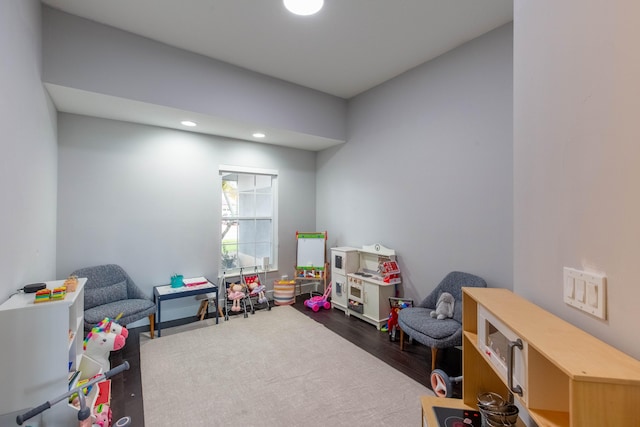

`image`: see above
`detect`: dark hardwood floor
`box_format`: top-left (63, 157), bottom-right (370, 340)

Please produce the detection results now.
top-left (109, 299), bottom-right (461, 426)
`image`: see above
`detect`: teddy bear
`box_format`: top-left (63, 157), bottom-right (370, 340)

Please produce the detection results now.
top-left (430, 292), bottom-right (455, 320)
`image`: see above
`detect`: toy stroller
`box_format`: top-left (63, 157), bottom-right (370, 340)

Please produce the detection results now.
top-left (222, 271), bottom-right (249, 320)
top-left (16, 362), bottom-right (131, 427)
top-left (242, 267), bottom-right (270, 314)
top-left (304, 281), bottom-right (332, 312)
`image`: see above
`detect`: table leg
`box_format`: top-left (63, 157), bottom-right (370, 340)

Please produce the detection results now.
top-left (157, 297), bottom-right (162, 337)
top-left (215, 289), bottom-right (219, 324)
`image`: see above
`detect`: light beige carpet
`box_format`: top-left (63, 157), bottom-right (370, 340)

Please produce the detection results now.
top-left (140, 306), bottom-right (434, 426)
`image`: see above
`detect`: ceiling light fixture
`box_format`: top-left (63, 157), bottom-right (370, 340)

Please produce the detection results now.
top-left (253, 132), bottom-right (266, 138)
top-left (283, 0), bottom-right (324, 16)
top-left (181, 120), bottom-right (197, 127)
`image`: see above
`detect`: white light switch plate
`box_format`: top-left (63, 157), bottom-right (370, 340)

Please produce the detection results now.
top-left (563, 267), bottom-right (606, 319)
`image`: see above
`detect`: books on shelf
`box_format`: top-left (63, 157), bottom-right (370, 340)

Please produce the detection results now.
top-left (68, 370), bottom-right (80, 390)
top-left (183, 277), bottom-right (209, 287)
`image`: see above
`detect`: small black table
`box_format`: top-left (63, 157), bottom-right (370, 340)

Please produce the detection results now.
top-left (153, 279), bottom-right (218, 337)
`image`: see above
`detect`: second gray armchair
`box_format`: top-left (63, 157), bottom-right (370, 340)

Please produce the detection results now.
top-left (397, 271), bottom-right (487, 372)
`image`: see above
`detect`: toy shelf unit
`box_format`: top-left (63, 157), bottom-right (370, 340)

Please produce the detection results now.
top-left (345, 243), bottom-right (402, 330)
top-left (295, 231), bottom-right (329, 297)
top-left (0, 277), bottom-right (105, 425)
top-left (421, 287), bottom-right (640, 427)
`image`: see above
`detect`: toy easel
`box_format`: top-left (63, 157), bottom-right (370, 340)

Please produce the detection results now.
top-left (294, 231), bottom-right (328, 297)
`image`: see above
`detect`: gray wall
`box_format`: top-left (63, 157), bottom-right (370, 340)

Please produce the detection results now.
top-left (57, 113), bottom-right (317, 323)
top-left (317, 24), bottom-right (514, 301)
top-left (514, 0), bottom-right (640, 358)
top-left (0, 0), bottom-right (58, 303)
top-left (42, 6), bottom-right (346, 143)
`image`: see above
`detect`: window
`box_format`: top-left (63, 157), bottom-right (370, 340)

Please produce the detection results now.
top-left (220, 166), bottom-right (277, 273)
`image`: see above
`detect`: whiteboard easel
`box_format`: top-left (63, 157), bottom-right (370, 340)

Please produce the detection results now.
top-left (296, 231), bottom-right (327, 269)
top-left (295, 231), bottom-right (328, 295)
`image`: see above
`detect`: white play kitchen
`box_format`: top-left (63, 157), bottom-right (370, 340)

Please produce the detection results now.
top-left (330, 243), bottom-right (401, 329)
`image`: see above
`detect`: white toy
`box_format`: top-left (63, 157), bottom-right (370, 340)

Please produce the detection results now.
top-left (430, 292), bottom-right (455, 320)
top-left (83, 328), bottom-right (126, 371)
top-left (95, 317), bottom-right (129, 339)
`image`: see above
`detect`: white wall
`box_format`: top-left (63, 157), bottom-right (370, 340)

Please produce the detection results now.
top-left (316, 24), bottom-right (513, 301)
top-left (0, 0), bottom-right (58, 302)
top-left (42, 6), bottom-right (346, 143)
top-left (57, 113), bottom-right (317, 323)
top-left (514, 1), bottom-right (640, 359)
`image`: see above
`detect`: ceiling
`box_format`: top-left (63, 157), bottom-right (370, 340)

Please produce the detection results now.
top-left (41, 0), bottom-right (513, 150)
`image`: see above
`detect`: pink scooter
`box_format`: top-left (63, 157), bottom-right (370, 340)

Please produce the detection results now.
top-left (304, 282), bottom-right (332, 312)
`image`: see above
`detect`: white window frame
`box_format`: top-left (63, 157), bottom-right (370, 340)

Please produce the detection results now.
top-left (219, 165), bottom-right (278, 275)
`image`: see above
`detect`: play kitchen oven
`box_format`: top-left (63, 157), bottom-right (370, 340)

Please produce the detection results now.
top-left (477, 305), bottom-right (527, 400)
top-left (347, 275), bottom-right (364, 313)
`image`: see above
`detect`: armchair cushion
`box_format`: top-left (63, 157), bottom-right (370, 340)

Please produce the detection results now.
top-left (399, 307), bottom-right (460, 340)
top-left (84, 299), bottom-right (156, 327)
top-left (453, 299), bottom-right (463, 323)
top-left (85, 280), bottom-right (127, 309)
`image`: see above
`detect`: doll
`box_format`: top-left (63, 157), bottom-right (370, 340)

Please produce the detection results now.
top-left (227, 282), bottom-right (245, 312)
top-left (246, 278), bottom-right (267, 304)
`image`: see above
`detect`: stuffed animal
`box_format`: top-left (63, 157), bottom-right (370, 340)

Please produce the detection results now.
top-left (95, 317), bottom-right (129, 340)
top-left (93, 403), bottom-right (112, 427)
top-left (430, 292), bottom-right (455, 320)
top-left (246, 277), bottom-right (267, 304)
top-left (227, 282), bottom-right (246, 312)
top-left (83, 329), bottom-right (126, 371)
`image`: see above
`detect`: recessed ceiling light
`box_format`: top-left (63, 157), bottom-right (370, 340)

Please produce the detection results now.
top-left (253, 132), bottom-right (266, 138)
top-left (181, 120), bottom-right (197, 127)
top-left (283, 0), bottom-right (324, 16)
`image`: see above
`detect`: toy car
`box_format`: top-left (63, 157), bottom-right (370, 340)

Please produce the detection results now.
top-left (304, 282), bottom-right (332, 312)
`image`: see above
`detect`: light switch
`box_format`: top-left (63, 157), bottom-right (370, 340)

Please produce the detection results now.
top-left (564, 276), bottom-right (575, 299)
top-left (575, 279), bottom-right (586, 302)
top-left (587, 283), bottom-right (598, 308)
top-left (563, 267), bottom-right (607, 320)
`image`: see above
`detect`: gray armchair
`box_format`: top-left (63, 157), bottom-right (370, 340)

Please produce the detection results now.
top-left (72, 264), bottom-right (156, 338)
top-left (397, 271), bottom-right (487, 372)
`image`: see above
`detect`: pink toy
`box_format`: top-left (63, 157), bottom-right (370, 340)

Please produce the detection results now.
top-left (93, 403), bottom-right (112, 427)
top-left (227, 282), bottom-right (246, 312)
top-left (83, 329), bottom-right (126, 371)
top-left (304, 282), bottom-right (332, 312)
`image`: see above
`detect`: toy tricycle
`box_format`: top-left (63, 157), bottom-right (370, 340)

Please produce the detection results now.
top-left (304, 282), bottom-right (332, 312)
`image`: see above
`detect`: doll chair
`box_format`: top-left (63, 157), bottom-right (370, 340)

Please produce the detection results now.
top-left (71, 264), bottom-right (156, 338)
top-left (397, 271), bottom-right (487, 372)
